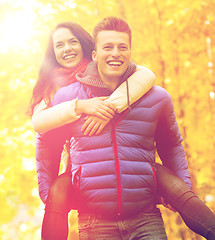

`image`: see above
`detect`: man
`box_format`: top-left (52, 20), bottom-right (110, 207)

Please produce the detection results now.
top-left (47, 17), bottom-right (191, 239)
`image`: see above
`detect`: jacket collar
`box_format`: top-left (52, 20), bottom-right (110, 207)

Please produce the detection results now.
top-left (76, 61), bottom-right (107, 88)
top-left (76, 61), bottom-right (137, 89)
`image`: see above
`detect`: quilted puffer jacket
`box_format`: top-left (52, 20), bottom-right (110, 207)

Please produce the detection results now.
top-left (36, 62), bottom-right (191, 218)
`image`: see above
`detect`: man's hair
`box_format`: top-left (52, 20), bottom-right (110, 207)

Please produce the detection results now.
top-left (93, 16), bottom-right (132, 49)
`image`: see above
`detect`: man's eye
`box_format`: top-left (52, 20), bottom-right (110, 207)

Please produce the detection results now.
top-left (119, 46), bottom-right (128, 51)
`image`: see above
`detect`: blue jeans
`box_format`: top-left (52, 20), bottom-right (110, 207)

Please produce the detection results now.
top-left (78, 208), bottom-right (167, 240)
top-left (155, 163), bottom-right (215, 240)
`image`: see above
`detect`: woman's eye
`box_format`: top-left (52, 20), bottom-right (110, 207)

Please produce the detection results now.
top-left (70, 40), bottom-right (78, 45)
top-left (104, 46), bottom-right (111, 50)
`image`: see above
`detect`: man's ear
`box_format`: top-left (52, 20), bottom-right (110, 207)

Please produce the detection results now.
top-left (92, 50), bottom-right (97, 62)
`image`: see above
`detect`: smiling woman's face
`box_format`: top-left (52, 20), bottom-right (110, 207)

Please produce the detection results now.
top-left (53, 27), bottom-right (84, 68)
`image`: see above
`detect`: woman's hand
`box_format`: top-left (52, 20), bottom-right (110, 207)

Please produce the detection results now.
top-left (76, 97), bottom-right (116, 120)
top-left (81, 115), bottom-right (110, 136)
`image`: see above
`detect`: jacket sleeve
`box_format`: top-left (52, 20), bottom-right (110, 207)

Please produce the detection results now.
top-left (155, 91), bottom-right (192, 189)
top-left (35, 127), bottom-right (68, 203)
top-left (108, 65), bottom-right (156, 113)
top-left (32, 99), bottom-right (81, 134)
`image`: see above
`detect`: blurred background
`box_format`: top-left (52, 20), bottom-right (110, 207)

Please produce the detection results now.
top-left (0, 0), bottom-right (214, 239)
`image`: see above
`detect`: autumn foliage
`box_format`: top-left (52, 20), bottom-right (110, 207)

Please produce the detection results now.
top-left (0, 0), bottom-right (214, 239)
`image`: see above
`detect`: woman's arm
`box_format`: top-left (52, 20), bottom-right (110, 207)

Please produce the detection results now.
top-left (33, 65), bottom-right (155, 134)
top-left (32, 99), bottom-right (81, 133)
top-left (107, 65), bottom-right (156, 113)
top-left (32, 97), bottom-right (115, 133)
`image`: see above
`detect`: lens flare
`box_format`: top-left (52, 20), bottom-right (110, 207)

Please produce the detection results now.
top-left (0, 1), bottom-right (36, 53)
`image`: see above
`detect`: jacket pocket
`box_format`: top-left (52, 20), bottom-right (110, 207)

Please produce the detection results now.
top-left (73, 166), bottom-right (82, 192)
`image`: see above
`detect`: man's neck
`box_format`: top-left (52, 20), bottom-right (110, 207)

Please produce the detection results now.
top-left (99, 73), bottom-right (121, 91)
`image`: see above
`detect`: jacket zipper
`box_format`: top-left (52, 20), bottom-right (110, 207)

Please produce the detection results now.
top-left (111, 128), bottom-right (121, 215)
top-left (111, 110), bottom-right (128, 216)
top-left (150, 165), bottom-right (157, 193)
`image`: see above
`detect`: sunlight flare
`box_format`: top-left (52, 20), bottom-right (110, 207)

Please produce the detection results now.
top-left (0, 1), bottom-right (36, 52)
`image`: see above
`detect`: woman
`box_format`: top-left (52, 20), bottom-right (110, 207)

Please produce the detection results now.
top-left (30, 22), bottom-right (215, 240)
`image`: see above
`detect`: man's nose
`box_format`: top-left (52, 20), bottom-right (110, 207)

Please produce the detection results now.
top-left (111, 47), bottom-right (120, 57)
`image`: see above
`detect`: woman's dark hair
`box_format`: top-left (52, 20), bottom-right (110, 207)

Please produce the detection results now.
top-left (28, 22), bottom-right (93, 116)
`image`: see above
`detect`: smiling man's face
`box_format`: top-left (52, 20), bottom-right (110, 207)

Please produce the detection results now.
top-left (92, 30), bottom-right (131, 89)
top-left (53, 27), bottom-right (84, 69)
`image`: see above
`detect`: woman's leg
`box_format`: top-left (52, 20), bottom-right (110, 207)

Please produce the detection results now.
top-left (155, 163), bottom-right (215, 240)
top-left (41, 172), bottom-right (74, 240)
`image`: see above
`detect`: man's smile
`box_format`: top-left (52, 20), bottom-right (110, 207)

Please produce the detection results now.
top-left (106, 60), bottom-right (123, 66)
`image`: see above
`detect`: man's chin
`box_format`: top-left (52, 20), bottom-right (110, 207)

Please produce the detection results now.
top-left (107, 68), bottom-right (127, 76)
top-left (107, 72), bottom-right (125, 79)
